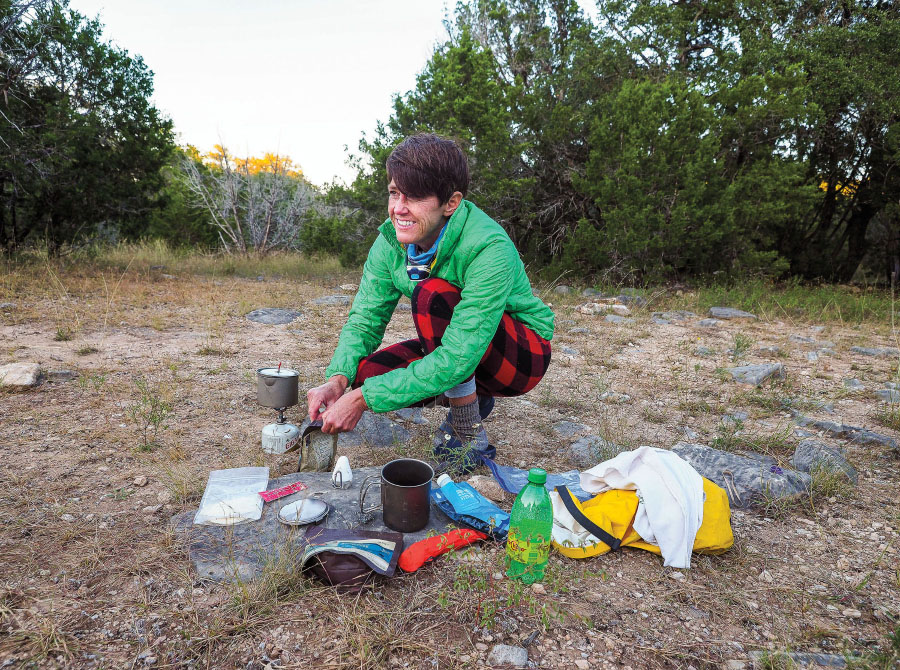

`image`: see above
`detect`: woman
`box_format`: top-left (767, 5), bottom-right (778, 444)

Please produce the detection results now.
top-left (307, 133), bottom-right (554, 472)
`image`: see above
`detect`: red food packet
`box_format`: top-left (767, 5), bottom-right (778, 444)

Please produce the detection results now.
top-left (259, 481), bottom-right (308, 502)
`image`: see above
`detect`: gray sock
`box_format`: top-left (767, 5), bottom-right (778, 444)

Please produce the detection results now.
top-left (450, 399), bottom-right (481, 444)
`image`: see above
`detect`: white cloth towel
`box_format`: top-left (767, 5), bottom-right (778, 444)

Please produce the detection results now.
top-left (580, 447), bottom-right (704, 568)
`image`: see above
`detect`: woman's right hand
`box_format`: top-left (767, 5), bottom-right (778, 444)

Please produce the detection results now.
top-left (307, 376), bottom-right (349, 421)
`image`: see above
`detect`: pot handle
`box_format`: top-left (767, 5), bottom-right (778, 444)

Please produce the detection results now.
top-left (358, 475), bottom-right (382, 517)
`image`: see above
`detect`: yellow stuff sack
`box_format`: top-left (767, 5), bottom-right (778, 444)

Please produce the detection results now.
top-left (551, 477), bottom-right (733, 559)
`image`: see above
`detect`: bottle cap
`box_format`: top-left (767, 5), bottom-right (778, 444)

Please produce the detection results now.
top-left (527, 468), bottom-right (547, 485)
top-left (436, 474), bottom-right (453, 488)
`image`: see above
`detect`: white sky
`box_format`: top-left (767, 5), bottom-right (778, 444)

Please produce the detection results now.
top-left (67, 0), bottom-right (454, 186)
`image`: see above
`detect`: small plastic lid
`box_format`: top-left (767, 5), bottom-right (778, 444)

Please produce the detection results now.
top-left (436, 474), bottom-right (453, 488)
top-left (527, 468), bottom-right (547, 485)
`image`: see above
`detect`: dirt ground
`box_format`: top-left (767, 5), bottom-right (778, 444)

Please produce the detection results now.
top-left (0, 267), bottom-right (898, 669)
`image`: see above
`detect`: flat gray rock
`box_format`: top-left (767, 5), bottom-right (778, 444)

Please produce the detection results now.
top-left (560, 346), bottom-right (580, 356)
top-left (392, 407), bottom-right (427, 425)
top-left (886, 382), bottom-right (900, 390)
top-left (875, 389), bottom-right (900, 403)
top-left (337, 411), bottom-right (411, 448)
top-left (652, 317), bottom-right (671, 325)
top-left (581, 288), bottom-right (604, 297)
top-left (47, 370), bottom-right (77, 382)
top-left (748, 651), bottom-right (847, 668)
top-left (791, 439), bottom-right (857, 484)
top-left (842, 378), bottom-right (864, 391)
top-left (709, 307), bottom-right (757, 320)
top-left (721, 412), bottom-right (749, 425)
top-left (395, 301), bottom-right (412, 312)
top-left (728, 363), bottom-right (784, 386)
top-left (245, 308), bottom-right (302, 325)
top-left (652, 310), bottom-right (697, 322)
top-left (313, 295), bottom-right (351, 306)
top-left (0, 362), bottom-right (41, 389)
top-left (568, 327), bottom-right (590, 334)
top-left (694, 346), bottom-right (715, 357)
top-left (616, 291), bottom-right (647, 307)
top-left (552, 420), bottom-right (589, 437)
top-left (757, 346), bottom-right (782, 356)
top-left (679, 426), bottom-right (701, 441)
top-left (487, 644), bottom-right (528, 668)
top-left (850, 346), bottom-right (900, 358)
top-left (789, 334), bottom-right (816, 344)
top-left (0, 302), bottom-right (14, 310)
top-left (553, 285), bottom-right (572, 295)
top-left (697, 319), bottom-right (721, 328)
top-left (171, 469), bottom-right (455, 582)
top-left (569, 435), bottom-right (623, 468)
top-left (605, 314), bottom-right (634, 324)
top-left (671, 442), bottom-right (811, 509)
top-left (792, 414), bottom-right (898, 451)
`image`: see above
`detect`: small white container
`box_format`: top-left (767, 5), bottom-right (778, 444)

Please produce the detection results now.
top-left (261, 422), bottom-right (301, 455)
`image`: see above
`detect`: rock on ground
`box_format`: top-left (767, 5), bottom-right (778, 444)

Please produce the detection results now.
top-left (337, 411), bottom-right (411, 448)
top-left (0, 362), bottom-right (41, 389)
top-left (792, 414), bottom-right (898, 451)
top-left (392, 407), bottom-right (427, 425)
top-left (850, 346), bottom-right (900, 358)
top-left (875, 389), bottom-right (900, 403)
top-left (245, 308), bottom-right (302, 325)
top-left (551, 420), bottom-right (589, 437)
top-left (728, 363), bottom-right (784, 386)
top-left (486, 644), bottom-right (528, 668)
top-left (569, 435), bottom-right (624, 468)
top-left (709, 307), bottom-right (757, 320)
top-left (698, 318), bottom-right (722, 327)
top-left (671, 442), bottom-right (811, 508)
top-left (605, 314), bottom-right (635, 324)
top-left (791, 439), bottom-right (858, 484)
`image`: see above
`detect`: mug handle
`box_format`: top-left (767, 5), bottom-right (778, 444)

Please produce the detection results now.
top-left (358, 474), bottom-right (382, 516)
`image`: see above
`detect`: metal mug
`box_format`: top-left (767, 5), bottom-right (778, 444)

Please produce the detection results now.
top-left (359, 458), bottom-right (434, 533)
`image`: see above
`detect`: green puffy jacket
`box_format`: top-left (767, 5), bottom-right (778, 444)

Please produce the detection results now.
top-left (324, 200), bottom-right (554, 413)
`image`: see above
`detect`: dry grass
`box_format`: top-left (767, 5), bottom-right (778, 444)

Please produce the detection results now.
top-left (1, 249), bottom-right (899, 668)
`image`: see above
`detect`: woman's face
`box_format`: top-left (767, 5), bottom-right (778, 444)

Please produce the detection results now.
top-left (388, 180), bottom-right (460, 249)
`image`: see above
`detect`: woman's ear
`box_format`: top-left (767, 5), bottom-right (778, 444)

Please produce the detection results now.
top-left (443, 191), bottom-right (463, 216)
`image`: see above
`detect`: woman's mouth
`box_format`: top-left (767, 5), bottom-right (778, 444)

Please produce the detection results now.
top-left (395, 219), bottom-right (416, 230)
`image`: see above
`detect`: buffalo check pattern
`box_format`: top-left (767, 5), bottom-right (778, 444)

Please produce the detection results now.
top-left (352, 278), bottom-right (552, 402)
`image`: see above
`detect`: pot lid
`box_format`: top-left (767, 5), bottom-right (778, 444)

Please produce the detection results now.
top-left (258, 366), bottom-right (299, 378)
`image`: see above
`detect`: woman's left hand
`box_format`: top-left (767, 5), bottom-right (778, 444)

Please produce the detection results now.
top-left (320, 387), bottom-right (368, 434)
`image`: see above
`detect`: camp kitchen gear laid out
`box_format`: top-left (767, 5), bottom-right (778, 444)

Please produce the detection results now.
top-left (258, 366), bottom-right (301, 455)
top-left (278, 496), bottom-right (330, 526)
top-left (359, 458), bottom-right (434, 533)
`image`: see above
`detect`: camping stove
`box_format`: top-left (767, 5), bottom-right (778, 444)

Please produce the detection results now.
top-left (257, 366), bottom-right (301, 455)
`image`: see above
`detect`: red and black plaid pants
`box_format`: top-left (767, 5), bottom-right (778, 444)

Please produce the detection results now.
top-left (352, 278), bottom-right (552, 402)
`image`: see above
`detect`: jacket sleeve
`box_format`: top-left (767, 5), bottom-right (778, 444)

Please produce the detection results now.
top-left (360, 240), bottom-right (516, 412)
top-left (324, 235), bottom-right (401, 384)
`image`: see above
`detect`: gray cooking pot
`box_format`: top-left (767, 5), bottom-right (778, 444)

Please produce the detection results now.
top-left (257, 366), bottom-right (299, 409)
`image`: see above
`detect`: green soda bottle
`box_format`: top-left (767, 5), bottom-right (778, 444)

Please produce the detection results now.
top-left (505, 468), bottom-right (553, 583)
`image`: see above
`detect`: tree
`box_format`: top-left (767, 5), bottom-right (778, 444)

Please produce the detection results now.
top-left (0, 0), bottom-right (174, 253)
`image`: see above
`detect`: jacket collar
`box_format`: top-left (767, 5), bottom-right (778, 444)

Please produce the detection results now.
top-left (379, 200), bottom-right (470, 267)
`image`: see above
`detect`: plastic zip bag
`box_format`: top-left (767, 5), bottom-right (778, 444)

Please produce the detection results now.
top-left (193, 467), bottom-right (269, 526)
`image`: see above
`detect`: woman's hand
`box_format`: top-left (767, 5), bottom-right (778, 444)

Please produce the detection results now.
top-left (320, 387), bottom-right (368, 434)
top-left (307, 376), bottom-right (348, 422)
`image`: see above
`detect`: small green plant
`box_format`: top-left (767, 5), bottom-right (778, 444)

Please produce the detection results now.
top-left (809, 463), bottom-right (854, 503)
top-left (730, 332), bottom-right (754, 362)
top-left (129, 377), bottom-right (174, 450)
top-left (76, 346), bottom-right (98, 356)
top-left (76, 373), bottom-right (106, 392)
top-left (53, 327), bottom-right (73, 342)
top-left (875, 402), bottom-right (900, 431)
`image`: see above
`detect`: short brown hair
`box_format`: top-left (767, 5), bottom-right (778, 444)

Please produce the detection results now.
top-left (386, 133), bottom-right (469, 204)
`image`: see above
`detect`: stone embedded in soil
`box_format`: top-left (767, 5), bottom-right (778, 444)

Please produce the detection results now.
top-left (569, 327), bottom-right (590, 334)
top-left (172, 469), bottom-right (455, 582)
top-left (757, 345), bottom-right (782, 356)
top-left (0, 362), bottom-right (41, 389)
top-left (605, 314), bottom-right (634, 324)
top-left (679, 426), bottom-right (701, 441)
top-left (552, 420), bottom-right (589, 437)
top-left (694, 346), bottom-right (715, 357)
top-left (791, 439), bottom-right (858, 484)
top-left (792, 414), bottom-right (898, 451)
top-left (313, 295), bottom-right (351, 306)
top-left (721, 412), bottom-right (749, 425)
top-left (245, 308), bottom-right (302, 325)
top-left (728, 363), bottom-right (784, 386)
top-left (578, 302), bottom-right (631, 317)
top-left (392, 407), bottom-right (427, 425)
top-left (47, 370), bottom-right (77, 382)
top-left (599, 390), bottom-right (631, 404)
top-left (553, 285), bottom-right (572, 295)
top-left (709, 307), bottom-right (757, 320)
top-left (581, 288), bottom-right (604, 297)
top-left (698, 319), bottom-right (722, 328)
top-left (652, 310), bottom-right (697, 322)
top-left (569, 435), bottom-right (623, 468)
top-left (560, 346), bottom-right (579, 356)
top-left (671, 442), bottom-right (811, 508)
top-left (337, 411), bottom-right (411, 448)
top-left (486, 644), bottom-right (528, 668)
top-left (748, 651), bottom-right (848, 668)
top-left (875, 389), bottom-right (900, 403)
top-left (850, 346), bottom-right (900, 358)
top-left (133, 476), bottom-right (148, 487)
top-left (0, 302), bottom-right (15, 309)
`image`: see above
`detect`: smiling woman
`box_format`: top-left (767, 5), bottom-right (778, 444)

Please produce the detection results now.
top-left (305, 133), bottom-right (556, 474)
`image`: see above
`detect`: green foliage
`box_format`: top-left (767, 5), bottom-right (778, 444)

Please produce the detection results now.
top-left (129, 377), bottom-right (173, 451)
top-left (331, 0), bottom-right (900, 283)
top-left (0, 0), bottom-right (175, 254)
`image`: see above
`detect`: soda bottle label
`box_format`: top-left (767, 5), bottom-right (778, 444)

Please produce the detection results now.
top-left (505, 530), bottom-right (549, 564)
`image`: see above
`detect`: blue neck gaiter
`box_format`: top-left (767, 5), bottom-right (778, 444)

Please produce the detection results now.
top-left (406, 224), bottom-right (447, 266)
